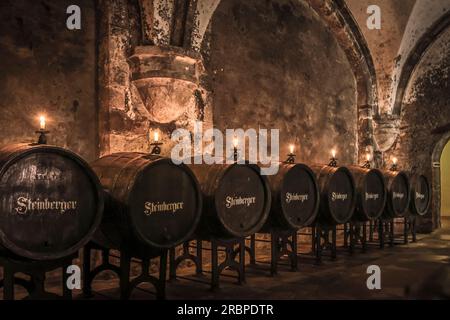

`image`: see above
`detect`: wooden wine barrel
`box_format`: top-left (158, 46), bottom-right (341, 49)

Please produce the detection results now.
top-left (410, 174), bottom-right (431, 216)
top-left (348, 166), bottom-right (387, 221)
top-left (311, 165), bottom-right (356, 225)
top-left (188, 163), bottom-right (271, 239)
top-left (90, 153), bottom-right (202, 256)
top-left (382, 170), bottom-right (411, 218)
top-left (263, 163), bottom-right (320, 230)
top-left (0, 143), bottom-right (103, 260)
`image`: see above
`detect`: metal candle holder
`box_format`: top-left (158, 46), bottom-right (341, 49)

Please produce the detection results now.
top-left (328, 156), bottom-right (338, 167)
top-left (150, 141), bottom-right (163, 155)
top-left (390, 163), bottom-right (398, 171)
top-left (362, 160), bottom-right (371, 169)
top-left (286, 152), bottom-right (296, 164)
top-left (35, 129), bottom-right (49, 145)
top-left (233, 146), bottom-right (238, 163)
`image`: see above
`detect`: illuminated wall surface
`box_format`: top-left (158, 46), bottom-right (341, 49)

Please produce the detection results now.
top-left (441, 142), bottom-right (450, 217)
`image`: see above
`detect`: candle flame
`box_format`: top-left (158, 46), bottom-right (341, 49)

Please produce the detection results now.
top-left (393, 157), bottom-right (398, 165)
top-left (233, 137), bottom-right (239, 148)
top-left (366, 153), bottom-right (371, 161)
top-left (331, 148), bottom-right (336, 158)
top-left (39, 116), bottom-right (46, 130)
top-left (289, 144), bottom-right (295, 154)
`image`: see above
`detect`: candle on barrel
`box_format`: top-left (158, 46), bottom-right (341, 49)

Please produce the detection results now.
top-left (39, 116), bottom-right (46, 130)
top-left (286, 144), bottom-right (296, 163)
top-left (362, 152), bottom-right (371, 168)
top-left (233, 137), bottom-right (239, 162)
top-left (36, 115), bottom-right (49, 145)
top-left (329, 148), bottom-right (338, 167)
top-left (150, 129), bottom-right (163, 155)
top-left (390, 157), bottom-right (398, 171)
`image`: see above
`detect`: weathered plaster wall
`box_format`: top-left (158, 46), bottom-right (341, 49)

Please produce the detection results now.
top-left (389, 0), bottom-right (449, 113)
top-left (346, 0), bottom-right (416, 113)
top-left (386, 26), bottom-right (450, 232)
top-left (201, 0), bottom-right (358, 164)
top-left (0, 0), bottom-right (97, 161)
top-left (98, 0), bottom-right (213, 157)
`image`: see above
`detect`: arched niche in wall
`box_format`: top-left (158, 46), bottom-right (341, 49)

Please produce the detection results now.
top-left (391, 25), bottom-right (450, 232)
top-left (200, 0), bottom-right (361, 164)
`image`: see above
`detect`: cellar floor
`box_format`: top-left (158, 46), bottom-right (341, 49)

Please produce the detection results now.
top-left (84, 220), bottom-right (450, 300)
top-left (4, 219), bottom-right (450, 300)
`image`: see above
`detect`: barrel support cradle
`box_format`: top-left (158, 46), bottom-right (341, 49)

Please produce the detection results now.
top-left (312, 225), bottom-right (337, 264)
top-left (169, 240), bottom-right (203, 279)
top-left (366, 219), bottom-right (394, 248)
top-left (82, 242), bottom-right (167, 300)
top-left (392, 217), bottom-right (417, 244)
top-left (0, 253), bottom-right (76, 300)
top-left (169, 238), bottom-right (246, 291)
top-left (343, 222), bottom-right (367, 254)
top-left (247, 231), bottom-right (298, 276)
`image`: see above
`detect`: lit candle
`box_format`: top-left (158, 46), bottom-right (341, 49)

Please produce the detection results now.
top-left (366, 153), bottom-right (371, 162)
top-left (153, 131), bottom-right (159, 142)
top-left (392, 157), bottom-right (398, 165)
top-left (289, 144), bottom-right (295, 154)
top-left (233, 137), bottom-right (239, 148)
top-left (331, 148), bottom-right (337, 158)
top-left (39, 116), bottom-right (46, 130)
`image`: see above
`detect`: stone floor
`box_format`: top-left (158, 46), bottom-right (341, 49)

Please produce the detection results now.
top-left (81, 220), bottom-right (450, 300)
top-left (3, 219), bottom-right (450, 300)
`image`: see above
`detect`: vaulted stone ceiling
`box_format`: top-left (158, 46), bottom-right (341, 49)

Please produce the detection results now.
top-left (346, 0), bottom-right (449, 115)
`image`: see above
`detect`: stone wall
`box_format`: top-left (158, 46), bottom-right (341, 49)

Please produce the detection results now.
top-left (0, 0), bottom-right (98, 161)
top-left (201, 0), bottom-right (358, 165)
top-left (97, 0), bottom-right (213, 157)
top-left (386, 26), bottom-right (450, 232)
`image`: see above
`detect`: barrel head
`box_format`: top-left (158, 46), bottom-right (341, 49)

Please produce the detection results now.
top-left (215, 165), bottom-right (270, 238)
top-left (385, 171), bottom-right (411, 218)
top-left (324, 167), bottom-right (356, 225)
top-left (0, 146), bottom-right (102, 260)
top-left (280, 164), bottom-right (319, 228)
top-left (128, 159), bottom-right (202, 249)
top-left (411, 174), bottom-right (431, 216)
top-left (361, 169), bottom-right (387, 220)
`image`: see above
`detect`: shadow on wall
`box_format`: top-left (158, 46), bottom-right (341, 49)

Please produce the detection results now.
top-left (201, 0), bottom-right (358, 165)
top-left (0, 0), bottom-right (98, 161)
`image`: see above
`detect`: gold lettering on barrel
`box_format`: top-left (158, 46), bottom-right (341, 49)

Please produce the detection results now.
top-left (415, 192), bottom-right (425, 200)
top-left (285, 193), bottom-right (309, 203)
top-left (14, 197), bottom-right (77, 215)
top-left (365, 193), bottom-right (379, 200)
top-left (393, 192), bottom-right (404, 199)
top-left (144, 201), bottom-right (184, 215)
top-left (225, 196), bottom-right (256, 208)
top-left (331, 192), bottom-right (348, 201)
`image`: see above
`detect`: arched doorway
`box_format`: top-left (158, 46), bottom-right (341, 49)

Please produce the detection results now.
top-left (432, 132), bottom-right (450, 229)
top-left (440, 140), bottom-right (450, 226)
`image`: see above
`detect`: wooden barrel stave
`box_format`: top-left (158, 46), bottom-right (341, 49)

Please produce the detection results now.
top-left (311, 165), bottom-right (356, 226)
top-left (348, 166), bottom-right (387, 221)
top-left (382, 170), bottom-right (411, 218)
top-left (0, 143), bottom-right (103, 260)
top-left (410, 174), bottom-right (431, 216)
top-left (91, 153), bottom-right (203, 257)
top-left (188, 163), bottom-right (271, 240)
top-left (263, 163), bottom-right (320, 231)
